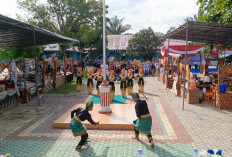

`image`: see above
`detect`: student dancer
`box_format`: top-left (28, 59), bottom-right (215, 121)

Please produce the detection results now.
top-left (70, 100), bottom-right (99, 150)
top-left (95, 69), bottom-right (103, 97)
top-left (127, 69), bottom-right (134, 95)
top-left (108, 70), bottom-right (116, 102)
top-left (87, 69), bottom-right (94, 94)
top-left (138, 68), bottom-right (144, 92)
top-left (131, 92), bottom-right (154, 147)
top-left (120, 69), bottom-right (127, 98)
top-left (76, 67), bottom-right (82, 92)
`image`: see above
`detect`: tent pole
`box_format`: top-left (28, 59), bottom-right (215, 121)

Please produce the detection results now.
top-left (183, 25), bottom-right (188, 110)
top-left (63, 45), bottom-right (67, 84)
top-left (33, 27), bottom-right (38, 101)
top-left (166, 37), bottom-right (170, 90)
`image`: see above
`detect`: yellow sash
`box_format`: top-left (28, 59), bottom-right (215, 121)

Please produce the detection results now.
top-left (73, 116), bottom-right (81, 123)
top-left (140, 114), bottom-right (151, 119)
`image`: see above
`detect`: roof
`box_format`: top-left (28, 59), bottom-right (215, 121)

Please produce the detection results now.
top-left (107, 34), bottom-right (133, 50)
top-left (164, 21), bottom-right (232, 45)
top-left (0, 14), bottom-right (79, 48)
top-left (163, 39), bottom-right (186, 47)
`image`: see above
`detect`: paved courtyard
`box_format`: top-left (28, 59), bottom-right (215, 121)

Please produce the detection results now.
top-left (0, 77), bottom-right (232, 157)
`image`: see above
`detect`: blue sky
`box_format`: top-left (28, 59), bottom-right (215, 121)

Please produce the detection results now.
top-left (0, 0), bottom-right (199, 34)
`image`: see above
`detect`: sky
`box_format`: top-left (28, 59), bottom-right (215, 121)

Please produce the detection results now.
top-left (0, 0), bottom-right (199, 34)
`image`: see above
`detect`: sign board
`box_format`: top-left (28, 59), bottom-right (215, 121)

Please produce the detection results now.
top-left (29, 87), bottom-right (37, 100)
top-left (35, 73), bottom-right (42, 86)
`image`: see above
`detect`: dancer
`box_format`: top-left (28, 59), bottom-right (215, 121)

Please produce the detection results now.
top-left (120, 69), bottom-right (127, 98)
top-left (76, 67), bottom-right (82, 92)
top-left (87, 69), bottom-right (94, 94)
top-left (127, 69), bottom-right (134, 95)
top-left (108, 70), bottom-right (116, 102)
top-left (131, 92), bottom-right (154, 147)
top-left (70, 100), bottom-right (99, 150)
top-left (95, 69), bottom-right (103, 97)
top-left (138, 68), bottom-right (144, 93)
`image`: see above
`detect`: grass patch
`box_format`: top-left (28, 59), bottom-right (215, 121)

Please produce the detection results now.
top-left (46, 77), bottom-right (87, 94)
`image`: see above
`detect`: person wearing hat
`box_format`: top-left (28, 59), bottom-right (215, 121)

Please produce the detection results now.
top-left (119, 69), bottom-right (127, 98)
top-left (138, 68), bottom-right (145, 92)
top-left (70, 100), bottom-right (99, 150)
top-left (87, 69), bottom-right (94, 94)
top-left (95, 69), bottom-right (103, 97)
top-left (76, 67), bottom-right (83, 92)
top-left (127, 69), bottom-right (134, 95)
top-left (108, 70), bottom-right (116, 102)
top-left (131, 92), bottom-right (154, 147)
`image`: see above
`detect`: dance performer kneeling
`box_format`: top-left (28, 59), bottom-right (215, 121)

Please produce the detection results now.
top-left (70, 100), bottom-right (99, 150)
top-left (131, 92), bottom-right (154, 147)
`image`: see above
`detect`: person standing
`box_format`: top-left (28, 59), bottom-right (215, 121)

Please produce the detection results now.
top-left (76, 67), bottom-right (82, 92)
top-left (138, 68), bottom-right (144, 93)
top-left (70, 100), bottom-right (99, 150)
top-left (120, 69), bottom-right (127, 98)
top-left (95, 69), bottom-right (103, 97)
top-left (131, 92), bottom-right (154, 147)
top-left (108, 70), bottom-right (116, 102)
top-left (127, 69), bottom-right (134, 95)
top-left (87, 69), bottom-right (94, 94)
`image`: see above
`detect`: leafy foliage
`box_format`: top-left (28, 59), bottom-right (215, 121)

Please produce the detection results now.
top-left (0, 47), bottom-right (43, 60)
top-left (197, 0), bottom-right (232, 23)
top-left (166, 26), bottom-right (176, 34)
top-left (127, 27), bottom-right (164, 60)
top-left (106, 15), bottom-right (131, 35)
top-left (17, 0), bottom-right (105, 55)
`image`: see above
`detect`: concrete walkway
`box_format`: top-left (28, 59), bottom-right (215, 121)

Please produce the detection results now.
top-left (0, 77), bottom-right (231, 157)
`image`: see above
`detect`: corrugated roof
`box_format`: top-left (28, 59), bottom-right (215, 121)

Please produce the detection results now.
top-left (164, 21), bottom-right (232, 45)
top-left (107, 34), bottom-right (133, 50)
top-left (0, 14), bottom-right (79, 48)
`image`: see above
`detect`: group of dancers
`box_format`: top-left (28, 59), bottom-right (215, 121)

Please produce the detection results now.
top-left (71, 66), bottom-right (155, 151)
top-left (76, 67), bottom-right (145, 102)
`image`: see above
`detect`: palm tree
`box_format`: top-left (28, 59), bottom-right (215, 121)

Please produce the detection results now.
top-left (106, 15), bottom-right (131, 34)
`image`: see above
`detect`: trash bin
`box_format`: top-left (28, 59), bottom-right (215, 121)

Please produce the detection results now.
top-left (220, 83), bottom-right (227, 93)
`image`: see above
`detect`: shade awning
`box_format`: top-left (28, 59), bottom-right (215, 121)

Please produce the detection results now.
top-left (0, 14), bottom-right (79, 48)
top-left (164, 21), bottom-right (232, 45)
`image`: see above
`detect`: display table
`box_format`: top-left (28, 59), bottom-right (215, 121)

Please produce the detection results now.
top-left (218, 92), bottom-right (232, 110)
top-left (0, 90), bottom-right (18, 113)
top-left (55, 75), bottom-right (65, 88)
top-left (66, 74), bottom-right (73, 83)
top-left (181, 86), bottom-right (200, 104)
top-left (172, 79), bottom-right (180, 96)
top-left (160, 73), bottom-right (165, 84)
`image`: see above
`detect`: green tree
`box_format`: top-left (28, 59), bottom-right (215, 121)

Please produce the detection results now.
top-left (0, 47), bottom-right (43, 60)
top-left (17, 0), bottom-right (104, 54)
top-left (127, 27), bottom-right (164, 60)
top-left (166, 26), bottom-right (176, 34)
top-left (197, 0), bottom-right (232, 23)
top-left (106, 15), bottom-right (131, 34)
top-left (184, 14), bottom-right (198, 22)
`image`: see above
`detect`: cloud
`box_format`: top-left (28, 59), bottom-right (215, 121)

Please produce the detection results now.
top-left (107, 0), bottom-right (199, 34)
top-left (0, 0), bottom-right (199, 35)
top-left (0, 0), bottom-right (18, 18)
